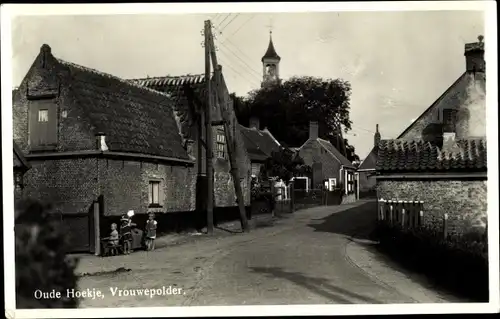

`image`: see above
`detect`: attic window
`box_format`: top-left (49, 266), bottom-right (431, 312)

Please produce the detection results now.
top-left (442, 109), bottom-right (458, 131)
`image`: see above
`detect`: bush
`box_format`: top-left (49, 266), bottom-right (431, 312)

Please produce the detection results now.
top-left (15, 199), bottom-right (80, 308)
top-left (374, 222), bottom-right (488, 301)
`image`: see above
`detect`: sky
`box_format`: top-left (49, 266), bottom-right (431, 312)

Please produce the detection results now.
top-left (11, 10), bottom-right (484, 158)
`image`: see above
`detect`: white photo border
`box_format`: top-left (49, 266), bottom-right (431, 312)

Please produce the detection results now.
top-left (2, 1), bottom-right (498, 318)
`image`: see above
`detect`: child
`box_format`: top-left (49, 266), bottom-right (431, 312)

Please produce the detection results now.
top-left (120, 216), bottom-right (132, 254)
top-left (108, 223), bottom-right (120, 255)
top-left (109, 223), bottom-right (119, 245)
top-left (145, 213), bottom-right (158, 251)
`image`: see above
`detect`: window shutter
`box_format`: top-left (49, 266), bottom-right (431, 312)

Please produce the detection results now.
top-left (160, 181), bottom-right (165, 206)
top-left (148, 182), bottom-right (152, 204)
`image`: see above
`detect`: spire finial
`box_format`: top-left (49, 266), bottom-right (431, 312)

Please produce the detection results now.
top-left (266, 16), bottom-right (274, 36)
top-left (478, 35), bottom-right (484, 43)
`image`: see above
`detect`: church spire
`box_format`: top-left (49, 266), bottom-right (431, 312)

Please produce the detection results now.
top-left (261, 32), bottom-right (281, 62)
top-left (261, 29), bottom-right (281, 88)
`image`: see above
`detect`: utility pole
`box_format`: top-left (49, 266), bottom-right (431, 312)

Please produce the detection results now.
top-left (204, 20), bottom-right (214, 235)
top-left (206, 20), bottom-right (250, 232)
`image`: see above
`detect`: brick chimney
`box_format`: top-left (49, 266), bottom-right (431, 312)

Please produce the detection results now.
top-left (249, 117), bottom-right (260, 129)
top-left (95, 132), bottom-right (109, 151)
top-left (309, 121), bottom-right (319, 140)
top-left (374, 124), bottom-right (381, 147)
top-left (465, 35), bottom-right (485, 73)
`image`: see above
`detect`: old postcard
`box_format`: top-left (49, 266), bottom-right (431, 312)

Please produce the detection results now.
top-left (2, 2), bottom-right (498, 318)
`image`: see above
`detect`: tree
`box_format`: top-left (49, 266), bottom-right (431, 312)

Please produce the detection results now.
top-left (15, 199), bottom-right (79, 308)
top-left (233, 76), bottom-right (360, 162)
top-left (259, 148), bottom-right (311, 185)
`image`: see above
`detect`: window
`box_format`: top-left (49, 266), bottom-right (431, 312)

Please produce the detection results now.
top-left (442, 109), bottom-right (458, 131)
top-left (216, 130), bottom-right (226, 159)
top-left (328, 178), bottom-right (337, 191)
top-left (149, 181), bottom-right (161, 206)
top-left (38, 109), bottom-right (49, 122)
top-left (29, 100), bottom-right (57, 149)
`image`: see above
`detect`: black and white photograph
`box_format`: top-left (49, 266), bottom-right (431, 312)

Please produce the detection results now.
top-left (2, 2), bottom-right (498, 318)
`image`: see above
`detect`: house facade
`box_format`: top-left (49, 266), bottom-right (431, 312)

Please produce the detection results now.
top-left (12, 44), bottom-right (247, 253)
top-left (376, 36), bottom-right (487, 235)
top-left (357, 124), bottom-right (380, 197)
top-left (297, 121), bottom-right (358, 203)
top-left (239, 116), bottom-right (282, 178)
top-left (130, 72), bottom-right (252, 208)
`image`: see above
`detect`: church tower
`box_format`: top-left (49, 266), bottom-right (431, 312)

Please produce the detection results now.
top-left (261, 31), bottom-right (281, 87)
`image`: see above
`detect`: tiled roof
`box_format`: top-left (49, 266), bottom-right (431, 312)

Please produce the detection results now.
top-left (316, 138), bottom-right (355, 168)
top-left (129, 74), bottom-right (212, 142)
top-left (358, 146), bottom-right (377, 171)
top-left (377, 139), bottom-right (487, 173)
top-left (56, 58), bottom-right (190, 160)
top-left (239, 125), bottom-right (281, 162)
top-left (132, 75), bottom-right (206, 87)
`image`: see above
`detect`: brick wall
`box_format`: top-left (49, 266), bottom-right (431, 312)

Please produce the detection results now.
top-left (23, 158), bottom-right (99, 214)
top-left (99, 158), bottom-right (196, 216)
top-left (377, 179), bottom-right (487, 235)
top-left (299, 139), bottom-right (342, 184)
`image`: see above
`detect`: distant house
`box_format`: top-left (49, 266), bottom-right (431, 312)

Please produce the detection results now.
top-left (296, 121), bottom-right (358, 203)
top-left (357, 124), bottom-right (381, 197)
top-left (238, 116), bottom-right (282, 178)
top-left (14, 44), bottom-right (205, 252)
top-left (13, 140), bottom-right (31, 200)
top-left (129, 71), bottom-right (252, 209)
top-left (376, 36), bottom-right (487, 235)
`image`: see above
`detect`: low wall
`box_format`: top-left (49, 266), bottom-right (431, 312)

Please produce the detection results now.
top-left (377, 179), bottom-right (487, 236)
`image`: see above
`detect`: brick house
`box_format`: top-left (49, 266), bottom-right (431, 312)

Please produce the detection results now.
top-left (357, 124), bottom-right (381, 196)
top-left (376, 36), bottom-right (487, 235)
top-left (296, 121), bottom-right (358, 202)
top-left (13, 140), bottom-right (31, 200)
top-left (129, 73), bottom-right (252, 209)
top-left (238, 116), bottom-right (282, 178)
top-left (12, 44), bottom-right (249, 253)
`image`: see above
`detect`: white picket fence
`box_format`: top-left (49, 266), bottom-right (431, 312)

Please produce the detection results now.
top-left (377, 198), bottom-right (426, 229)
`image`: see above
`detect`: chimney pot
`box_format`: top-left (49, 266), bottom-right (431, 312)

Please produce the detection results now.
top-left (185, 139), bottom-right (195, 158)
top-left (374, 124), bottom-right (381, 147)
top-left (309, 121), bottom-right (319, 140)
top-left (464, 36), bottom-right (485, 73)
top-left (95, 133), bottom-right (109, 151)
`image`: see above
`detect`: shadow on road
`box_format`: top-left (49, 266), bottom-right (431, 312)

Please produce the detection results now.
top-left (249, 266), bottom-right (381, 304)
top-left (306, 201), bottom-right (378, 240)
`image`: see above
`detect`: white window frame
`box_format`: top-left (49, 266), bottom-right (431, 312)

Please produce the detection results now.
top-left (216, 130), bottom-right (226, 159)
top-left (149, 180), bottom-right (161, 206)
top-left (38, 109), bottom-right (49, 122)
top-left (328, 178), bottom-right (337, 191)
